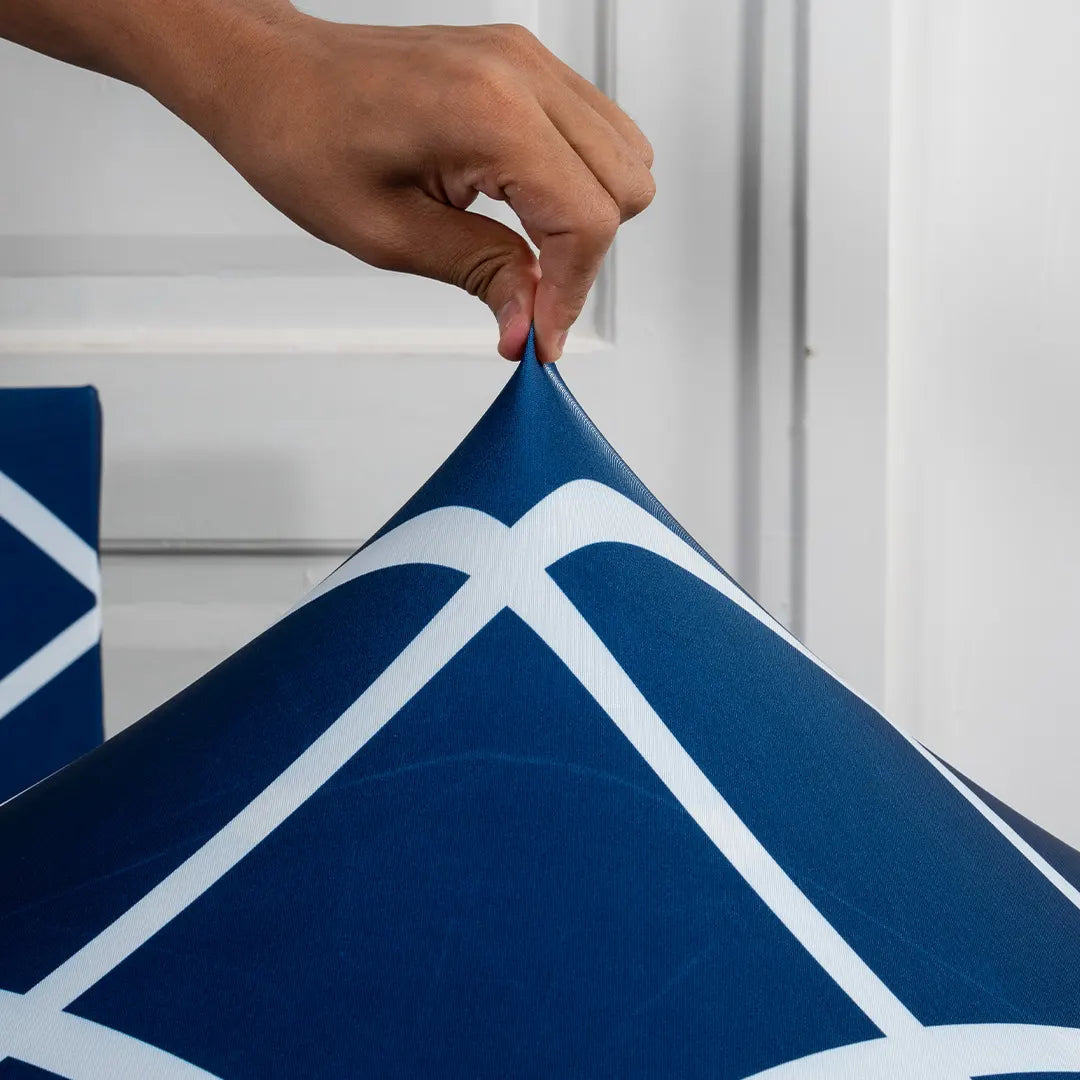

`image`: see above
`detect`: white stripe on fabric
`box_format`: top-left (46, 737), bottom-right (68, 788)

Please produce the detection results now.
top-left (0, 468), bottom-right (102, 728)
top-left (299, 481), bottom-right (827, 676)
top-left (0, 470), bottom-right (100, 598)
top-left (520, 480), bottom-right (1080, 918)
top-left (741, 1023), bottom-right (1080, 1079)
top-left (9, 483), bottom-right (913, 1068)
top-left (518, 574), bottom-right (920, 1037)
top-left (0, 989), bottom-right (221, 1080)
top-left (306, 482), bottom-right (1080, 916)
top-left (0, 607), bottom-right (101, 724)
top-left (905, 737), bottom-right (1080, 912)
top-left (28, 581), bottom-right (502, 1011)
top-left (10, 479), bottom-right (1078, 1072)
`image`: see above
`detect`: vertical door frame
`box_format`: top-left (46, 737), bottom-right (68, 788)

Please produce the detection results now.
top-left (800, 0), bottom-right (892, 704)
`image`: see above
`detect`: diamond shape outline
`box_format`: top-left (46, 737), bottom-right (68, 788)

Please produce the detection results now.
top-left (0, 469), bottom-right (101, 727)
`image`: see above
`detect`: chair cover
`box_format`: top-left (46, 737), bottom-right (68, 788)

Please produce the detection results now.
top-left (1, 342), bottom-right (1078, 1079)
top-left (0, 387), bottom-right (102, 803)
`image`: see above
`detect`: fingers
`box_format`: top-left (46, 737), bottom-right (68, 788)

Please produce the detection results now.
top-left (546, 57), bottom-right (654, 169)
top-left (461, 25), bottom-right (653, 362)
top-left (322, 24), bottom-right (656, 365)
top-left (499, 98), bottom-right (653, 363)
top-left (204, 19), bottom-right (656, 365)
top-left (533, 225), bottom-right (612, 363)
top-left (500, 117), bottom-right (622, 363)
top-left (541, 82), bottom-right (655, 223)
top-left (486, 25), bottom-right (653, 168)
top-left (364, 190), bottom-right (540, 360)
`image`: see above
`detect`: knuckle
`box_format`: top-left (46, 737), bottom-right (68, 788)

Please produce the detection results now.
top-left (467, 55), bottom-right (527, 111)
top-left (614, 109), bottom-right (654, 167)
top-left (454, 245), bottom-right (519, 301)
top-left (488, 22), bottom-right (541, 58)
top-left (621, 170), bottom-right (656, 219)
top-left (578, 200), bottom-right (620, 246)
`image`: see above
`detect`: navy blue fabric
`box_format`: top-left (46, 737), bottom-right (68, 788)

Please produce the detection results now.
top-left (0, 565), bottom-right (463, 991)
top-left (0, 1062), bottom-right (66, 1079)
top-left (0, 387), bottom-right (102, 802)
top-left (549, 542), bottom-right (1080, 1028)
top-left (1, 340), bottom-right (1079, 1077)
top-left (72, 613), bottom-right (878, 1079)
top-left (0, 388), bottom-right (101, 549)
top-left (374, 335), bottom-right (722, 576)
top-left (0, 647), bottom-right (101, 812)
top-left (0, 520), bottom-right (95, 678)
top-left (939, 757), bottom-right (1080, 894)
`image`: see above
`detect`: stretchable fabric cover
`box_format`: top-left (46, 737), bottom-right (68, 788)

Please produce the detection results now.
top-left (1, 342), bottom-right (1079, 1079)
top-left (0, 387), bottom-right (102, 804)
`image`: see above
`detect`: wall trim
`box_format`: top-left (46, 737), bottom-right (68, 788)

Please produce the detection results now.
top-left (0, 328), bottom-right (614, 357)
top-left (102, 538), bottom-right (361, 557)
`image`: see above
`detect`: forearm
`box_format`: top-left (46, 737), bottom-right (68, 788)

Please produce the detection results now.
top-left (0, 0), bottom-right (297, 130)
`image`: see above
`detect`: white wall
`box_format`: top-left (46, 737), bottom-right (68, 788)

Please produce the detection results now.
top-left (888, 0), bottom-right (1080, 845)
top-left (0, 0), bottom-right (743, 552)
top-left (101, 551), bottom-right (340, 729)
top-left (802, 0), bottom-right (891, 704)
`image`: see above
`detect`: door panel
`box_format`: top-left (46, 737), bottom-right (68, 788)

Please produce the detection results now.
top-left (0, 0), bottom-right (742, 562)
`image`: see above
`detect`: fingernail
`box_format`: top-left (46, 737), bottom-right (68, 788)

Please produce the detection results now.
top-left (496, 298), bottom-right (521, 338)
top-left (554, 330), bottom-right (568, 360)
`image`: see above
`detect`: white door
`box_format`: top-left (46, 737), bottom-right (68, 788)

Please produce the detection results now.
top-left (799, 0), bottom-right (1080, 848)
top-left (886, 0), bottom-right (1080, 847)
top-left (0, 1), bottom-right (765, 730)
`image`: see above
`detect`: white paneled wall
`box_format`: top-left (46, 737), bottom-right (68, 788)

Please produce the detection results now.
top-left (887, 0), bottom-right (1080, 846)
top-left (802, 0), bottom-right (891, 705)
top-left (101, 552), bottom-right (341, 732)
top-left (0, 1), bottom-right (616, 546)
top-left (2, 0), bottom-right (757, 733)
top-left (0, 0), bottom-right (751, 549)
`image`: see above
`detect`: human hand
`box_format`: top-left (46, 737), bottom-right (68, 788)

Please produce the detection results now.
top-left (175, 13), bottom-right (655, 362)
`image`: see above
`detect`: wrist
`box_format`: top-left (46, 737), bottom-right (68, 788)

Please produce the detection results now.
top-left (117, 0), bottom-right (306, 138)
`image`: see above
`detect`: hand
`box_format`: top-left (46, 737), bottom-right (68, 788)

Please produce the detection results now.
top-left (2, 0), bottom-right (654, 361)
top-left (183, 15), bottom-right (655, 362)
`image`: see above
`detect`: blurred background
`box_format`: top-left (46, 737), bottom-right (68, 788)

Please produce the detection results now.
top-left (2, 0), bottom-right (1079, 845)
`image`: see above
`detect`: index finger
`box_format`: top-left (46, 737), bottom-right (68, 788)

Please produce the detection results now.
top-left (502, 117), bottom-right (620, 362)
top-left (544, 55), bottom-right (654, 168)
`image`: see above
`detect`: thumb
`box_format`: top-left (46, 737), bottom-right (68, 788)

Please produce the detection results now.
top-left (373, 192), bottom-right (540, 360)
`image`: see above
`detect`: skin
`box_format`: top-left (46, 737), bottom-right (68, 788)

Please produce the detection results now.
top-left (0, 0), bottom-right (655, 361)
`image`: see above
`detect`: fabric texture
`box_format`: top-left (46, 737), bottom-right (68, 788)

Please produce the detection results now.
top-left (0, 341), bottom-right (1078, 1078)
top-left (0, 387), bottom-right (102, 804)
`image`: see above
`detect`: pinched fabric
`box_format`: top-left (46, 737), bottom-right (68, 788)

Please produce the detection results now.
top-left (0, 342), bottom-right (1078, 1079)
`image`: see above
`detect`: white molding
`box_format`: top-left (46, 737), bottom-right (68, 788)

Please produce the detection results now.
top-left (590, 0), bottom-right (618, 342)
top-left (801, 0), bottom-right (891, 706)
top-left (101, 538), bottom-right (360, 556)
top-left (0, 327), bottom-right (612, 357)
top-left (728, 0), bottom-right (807, 636)
top-left (100, 550), bottom-right (341, 733)
top-left (2, 0), bottom-right (746, 569)
top-left (0, 234), bottom-right (376, 278)
top-left (0, 2), bottom-right (618, 356)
